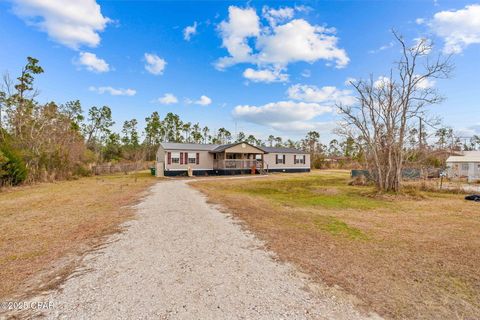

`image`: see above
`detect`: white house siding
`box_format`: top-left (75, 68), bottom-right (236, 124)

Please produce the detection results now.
top-left (446, 161), bottom-right (480, 181)
top-left (446, 151), bottom-right (480, 182)
top-left (156, 142), bottom-right (311, 176)
top-left (156, 145), bottom-right (214, 176)
top-left (263, 153), bottom-right (310, 171)
top-left (165, 150), bottom-right (213, 171)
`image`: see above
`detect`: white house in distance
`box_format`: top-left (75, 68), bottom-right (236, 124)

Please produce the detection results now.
top-left (156, 141), bottom-right (310, 176)
top-left (446, 151), bottom-right (480, 182)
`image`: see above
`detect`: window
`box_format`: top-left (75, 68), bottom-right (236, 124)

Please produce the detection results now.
top-left (294, 155), bottom-right (305, 164)
top-left (276, 154), bottom-right (285, 164)
top-left (462, 163), bottom-right (469, 171)
top-left (188, 156), bottom-right (197, 164)
top-left (171, 153), bottom-right (180, 164)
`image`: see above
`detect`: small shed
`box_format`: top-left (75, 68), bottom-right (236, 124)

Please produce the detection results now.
top-left (446, 151), bottom-right (480, 182)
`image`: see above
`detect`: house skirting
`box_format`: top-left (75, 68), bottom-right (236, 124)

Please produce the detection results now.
top-left (266, 168), bottom-right (310, 173)
top-left (163, 168), bottom-right (310, 177)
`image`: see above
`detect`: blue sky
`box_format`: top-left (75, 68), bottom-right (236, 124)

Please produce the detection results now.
top-left (0, 0), bottom-right (479, 142)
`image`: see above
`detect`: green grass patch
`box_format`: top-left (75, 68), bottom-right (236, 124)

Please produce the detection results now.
top-left (314, 216), bottom-right (369, 240)
top-left (228, 172), bottom-right (386, 210)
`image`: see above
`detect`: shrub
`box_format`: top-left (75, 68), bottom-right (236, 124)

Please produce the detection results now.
top-left (348, 175), bottom-right (368, 186)
top-left (0, 144), bottom-right (28, 186)
top-left (73, 164), bottom-right (92, 177)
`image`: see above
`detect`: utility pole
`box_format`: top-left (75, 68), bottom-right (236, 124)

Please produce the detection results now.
top-left (418, 116), bottom-right (423, 150)
top-left (234, 121), bottom-right (237, 141)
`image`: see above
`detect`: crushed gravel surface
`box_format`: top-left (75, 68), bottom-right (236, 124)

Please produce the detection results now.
top-left (19, 179), bottom-right (380, 319)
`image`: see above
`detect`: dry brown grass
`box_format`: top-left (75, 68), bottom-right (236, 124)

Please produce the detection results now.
top-left (0, 171), bottom-right (157, 299)
top-left (192, 170), bottom-right (480, 319)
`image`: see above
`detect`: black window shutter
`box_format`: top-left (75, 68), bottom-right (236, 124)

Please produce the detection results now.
top-left (303, 155), bottom-right (306, 164)
top-left (283, 154), bottom-right (285, 164)
top-left (275, 154), bottom-right (278, 164)
top-left (196, 152), bottom-right (200, 165)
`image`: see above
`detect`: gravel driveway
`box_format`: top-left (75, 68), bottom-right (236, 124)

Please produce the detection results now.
top-left (24, 179), bottom-right (379, 319)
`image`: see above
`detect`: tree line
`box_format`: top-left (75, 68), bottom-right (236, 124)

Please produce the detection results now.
top-left (0, 57), bottom-right (347, 185)
top-left (1, 51), bottom-right (478, 189)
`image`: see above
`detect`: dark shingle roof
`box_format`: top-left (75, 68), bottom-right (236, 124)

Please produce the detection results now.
top-left (210, 143), bottom-right (238, 153)
top-left (262, 146), bottom-right (307, 154)
top-left (160, 142), bottom-right (306, 154)
top-left (159, 142), bottom-right (220, 151)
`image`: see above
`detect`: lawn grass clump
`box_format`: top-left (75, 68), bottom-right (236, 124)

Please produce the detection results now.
top-left (314, 216), bottom-right (369, 240)
top-left (231, 172), bottom-right (386, 210)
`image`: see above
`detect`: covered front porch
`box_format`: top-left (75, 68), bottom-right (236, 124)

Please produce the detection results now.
top-left (210, 142), bottom-right (265, 171)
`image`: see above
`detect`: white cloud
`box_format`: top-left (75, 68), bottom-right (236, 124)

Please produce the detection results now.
top-left (78, 52), bottom-right (110, 72)
top-left (414, 75), bottom-right (436, 89)
top-left (429, 4), bottom-right (480, 54)
top-left (243, 67), bottom-right (288, 83)
top-left (216, 6), bottom-right (349, 73)
top-left (287, 84), bottom-right (355, 105)
top-left (186, 95), bottom-right (212, 106)
top-left (373, 76), bottom-right (391, 89)
top-left (256, 19), bottom-right (349, 68)
top-left (233, 100), bottom-right (333, 131)
top-left (466, 124), bottom-right (480, 135)
top-left (412, 37), bottom-right (432, 54)
top-left (157, 93), bottom-right (178, 104)
top-left (195, 95), bottom-right (212, 106)
top-left (344, 77), bottom-right (356, 85)
top-left (274, 120), bottom-right (336, 132)
top-left (11, 0), bottom-right (110, 49)
top-left (183, 22), bottom-right (197, 41)
top-left (368, 41), bottom-right (394, 54)
top-left (216, 6), bottom-right (260, 69)
top-left (415, 18), bottom-right (425, 25)
top-left (89, 86), bottom-right (136, 96)
top-left (455, 124), bottom-right (480, 137)
top-left (262, 6), bottom-right (294, 26)
top-left (301, 69), bottom-right (311, 78)
top-left (144, 53), bottom-right (166, 75)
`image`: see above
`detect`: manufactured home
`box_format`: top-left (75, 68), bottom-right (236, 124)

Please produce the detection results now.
top-left (156, 142), bottom-right (310, 176)
top-left (446, 151), bottom-right (480, 182)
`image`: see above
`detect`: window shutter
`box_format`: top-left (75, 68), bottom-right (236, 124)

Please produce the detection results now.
top-left (167, 152), bottom-right (171, 165)
top-left (294, 155), bottom-right (297, 164)
top-left (283, 154), bottom-right (286, 164)
top-left (180, 152), bottom-right (184, 165)
top-left (303, 155), bottom-right (306, 164)
top-left (275, 154), bottom-right (278, 164)
top-left (185, 152), bottom-right (188, 164)
top-left (196, 153), bottom-right (200, 165)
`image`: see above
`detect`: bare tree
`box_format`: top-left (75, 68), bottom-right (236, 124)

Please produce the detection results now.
top-left (337, 32), bottom-right (453, 192)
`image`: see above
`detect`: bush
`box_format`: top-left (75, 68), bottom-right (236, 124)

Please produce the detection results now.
top-left (0, 144), bottom-right (28, 186)
top-left (72, 164), bottom-right (92, 177)
top-left (348, 175), bottom-right (368, 186)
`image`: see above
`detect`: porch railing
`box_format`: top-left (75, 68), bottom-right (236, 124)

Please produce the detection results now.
top-left (214, 159), bottom-right (263, 169)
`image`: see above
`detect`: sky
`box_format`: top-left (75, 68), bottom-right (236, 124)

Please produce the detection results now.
top-left (0, 0), bottom-right (479, 143)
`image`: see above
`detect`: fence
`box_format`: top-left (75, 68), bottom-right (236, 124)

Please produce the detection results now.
top-left (351, 167), bottom-right (441, 180)
top-left (91, 162), bottom-right (151, 175)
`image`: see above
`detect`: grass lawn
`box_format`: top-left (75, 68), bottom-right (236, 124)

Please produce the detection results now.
top-left (192, 170), bottom-right (480, 319)
top-left (0, 171), bottom-right (157, 299)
